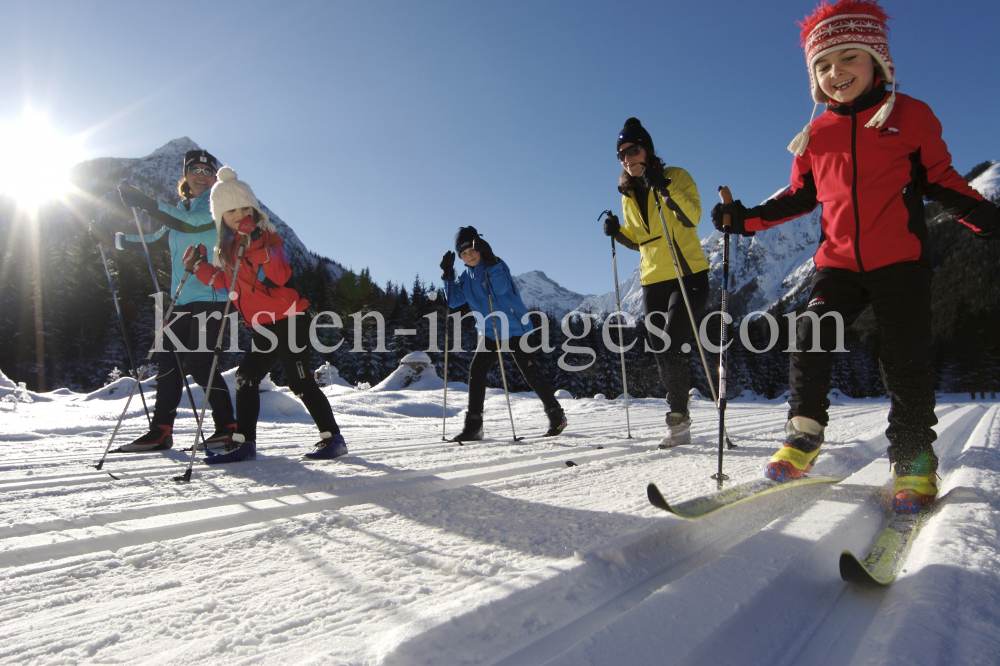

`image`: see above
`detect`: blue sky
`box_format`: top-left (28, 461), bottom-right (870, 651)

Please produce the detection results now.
top-left (2, 0), bottom-right (997, 296)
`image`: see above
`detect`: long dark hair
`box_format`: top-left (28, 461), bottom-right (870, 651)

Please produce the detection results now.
top-left (176, 177), bottom-right (192, 200)
top-left (618, 148), bottom-right (666, 195)
top-left (219, 208), bottom-right (264, 273)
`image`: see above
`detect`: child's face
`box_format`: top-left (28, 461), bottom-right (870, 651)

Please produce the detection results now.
top-left (814, 48), bottom-right (876, 105)
top-left (222, 207), bottom-right (254, 231)
top-left (460, 248), bottom-right (481, 267)
top-left (617, 143), bottom-right (647, 178)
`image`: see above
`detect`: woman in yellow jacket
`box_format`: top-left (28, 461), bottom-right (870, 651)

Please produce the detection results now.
top-left (604, 118), bottom-right (710, 447)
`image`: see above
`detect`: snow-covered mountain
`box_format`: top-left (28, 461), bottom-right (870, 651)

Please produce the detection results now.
top-left (75, 137), bottom-right (345, 282)
top-left (970, 160), bottom-right (1000, 200)
top-left (511, 270), bottom-right (592, 320)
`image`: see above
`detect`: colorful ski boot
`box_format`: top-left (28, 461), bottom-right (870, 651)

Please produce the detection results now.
top-left (892, 450), bottom-right (938, 514)
top-left (119, 424), bottom-right (173, 452)
top-left (200, 423), bottom-right (238, 451)
top-left (765, 416), bottom-right (824, 481)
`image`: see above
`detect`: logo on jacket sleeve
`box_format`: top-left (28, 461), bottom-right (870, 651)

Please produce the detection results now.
top-left (807, 297), bottom-right (826, 310)
top-left (877, 127), bottom-right (899, 138)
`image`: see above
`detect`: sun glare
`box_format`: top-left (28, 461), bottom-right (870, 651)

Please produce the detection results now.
top-left (0, 109), bottom-right (85, 212)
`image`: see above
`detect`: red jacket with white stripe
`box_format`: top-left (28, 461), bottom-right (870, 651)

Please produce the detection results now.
top-left (194, 230), bottom-right (308, 326)
top-left (746, 86), bottom-right (996, 272)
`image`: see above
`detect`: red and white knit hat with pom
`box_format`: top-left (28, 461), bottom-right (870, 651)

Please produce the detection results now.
top-left (788, 0), bottom-right (895, 156)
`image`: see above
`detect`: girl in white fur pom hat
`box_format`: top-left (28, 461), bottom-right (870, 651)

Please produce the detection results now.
top-left (707, 0), bottom-right (999, 514)
top-left (183, 166), bottom-right (350, 464)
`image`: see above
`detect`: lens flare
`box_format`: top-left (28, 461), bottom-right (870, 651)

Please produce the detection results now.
top-left (0, 109), bottom-right (85, 211)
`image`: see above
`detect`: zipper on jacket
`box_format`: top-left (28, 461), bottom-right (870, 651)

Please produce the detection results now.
top-left (850, 110), bottom-right (865, 273)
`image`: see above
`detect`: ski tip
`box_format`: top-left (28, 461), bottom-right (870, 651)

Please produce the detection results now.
top-left (565, 461), bottom-right (578, 467)
top-left (646, 483), bottom-right (673, 512)
top-left (596, 445), bottom-right (604, 450)
top-left (107, 472), bottom-right (120, 480)
top-left (839, 551), bottom-right (887, 586)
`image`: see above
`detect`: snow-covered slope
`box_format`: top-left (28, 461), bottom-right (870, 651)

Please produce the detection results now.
top-left (1, 369), bottom-right (998, 665)
top-left (512, 270), bottom-right (593, 320)
top-left (970, 160), bottom-right (1000, 200)
top-left (74, 137), bottom-right (345, 282)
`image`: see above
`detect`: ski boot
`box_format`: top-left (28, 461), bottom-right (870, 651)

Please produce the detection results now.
top-left (119, 424), bottom-right (173, 452)
top-left (303, 432), bottom-right (349, 460)
top-left (204, 433), bottom-right (256, 464)
top-left (659, 412), bottom-right (691, 449)
top-left (451, 413), bottom-right (484, 443)
top-left (765, 416), bottom-right (824, 482)
top-left (199, 423), bottom-right (238, 451)
top-left (544, 405), bottom-right (567, 437)
top-left (892, 450), bottom-right (938, 514)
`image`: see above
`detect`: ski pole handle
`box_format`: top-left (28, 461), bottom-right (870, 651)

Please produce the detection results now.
top-left (718, 186), bottom-right (733, 229)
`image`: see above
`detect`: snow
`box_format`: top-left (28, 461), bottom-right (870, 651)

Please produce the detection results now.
top-left (970, 160), bottom-right (1000, 201)
top-left (1, 365), bottom-right (999, 665)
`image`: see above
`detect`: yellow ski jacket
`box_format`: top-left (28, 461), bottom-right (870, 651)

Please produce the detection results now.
top-left (618, 166), bottom-right (708, 285)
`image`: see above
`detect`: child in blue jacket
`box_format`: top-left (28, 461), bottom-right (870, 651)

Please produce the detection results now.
top-left (440, 227), bottom-right (566, 441)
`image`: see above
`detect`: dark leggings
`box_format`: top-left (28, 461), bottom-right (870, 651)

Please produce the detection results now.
top-left (641, 270), bottom-right (710, 414)
top-left (467, 336), bottom-right (559, 416)
top-left (788, 264), bottom-right (937, 463)
top-left (153, 301), bottom-right (235, 430)
top-left (235, 318), bottom-right (338, 442)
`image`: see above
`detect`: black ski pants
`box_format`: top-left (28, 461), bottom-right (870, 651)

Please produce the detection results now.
top-left (788, 263), bottom-right (937, 463)
top-left (642, 270), bottom-right (710, 414)
top-left (153, 301), bottom-right (235, 431)
top-left (235, 318), bottom-right (338, 443)
top-left (467, 336), bottom-right (560, 416)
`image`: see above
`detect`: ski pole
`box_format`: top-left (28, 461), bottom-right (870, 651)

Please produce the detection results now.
top-left (93, 270), bottom-right (193, 475)
top-left (175, 238), bottom-right (249, 483)
top-left (600, 211), bottom-right (633, 439)
top-left (97, 240), bottom-right (151, 427)
top-left (481, 266), bottom-right (523, 443)
top-left (713, 186), bottom-right (734, 488)
top-left (646, 170), bottom-right (736, 454)
top-left (441, 280), bottom-right (451, 442)
top-left (124, 183), bottom-right (205, 445)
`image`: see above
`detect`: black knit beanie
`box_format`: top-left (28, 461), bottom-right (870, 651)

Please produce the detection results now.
top-left (184, 149), bottom-right (219, 174)
top-left (455, 226), bottom-right (480, 254)
top-left (617, 118), bottom-right (654, 153)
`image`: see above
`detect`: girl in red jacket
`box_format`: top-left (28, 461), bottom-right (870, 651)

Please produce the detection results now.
top-left (712, 0), bottom-right (998, 513)
top-left (184, 167), bottom-right (347, 463)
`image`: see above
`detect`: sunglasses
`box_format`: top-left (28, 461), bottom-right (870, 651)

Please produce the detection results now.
top-left (187, 166), bottom-right (216, 176)
top-left (617, 145), bottom-right (643, 162)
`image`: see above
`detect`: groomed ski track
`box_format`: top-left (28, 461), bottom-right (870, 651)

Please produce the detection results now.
top-left (1, 386), bottom-right (998, 665)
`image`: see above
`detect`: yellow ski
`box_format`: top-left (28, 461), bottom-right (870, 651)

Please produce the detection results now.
top-left (646, 476), bottom-right (840, 519)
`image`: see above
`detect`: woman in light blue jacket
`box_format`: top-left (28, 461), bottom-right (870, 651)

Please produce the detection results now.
top-left (90, 150), bottom-right (235, 452)
top-left (441, 226), bottom-right (565, 441)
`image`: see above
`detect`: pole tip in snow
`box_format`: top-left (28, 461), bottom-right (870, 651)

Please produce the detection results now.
top-left (173, 469), bottom-right (192, 484)
top-left (93, 461), bottom-right (104, 471)
top-left (565, 461), bottom-right (578, 467)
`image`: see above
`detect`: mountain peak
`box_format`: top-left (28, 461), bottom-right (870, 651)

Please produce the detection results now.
top-left (148, 137), bottom-right (201, 158)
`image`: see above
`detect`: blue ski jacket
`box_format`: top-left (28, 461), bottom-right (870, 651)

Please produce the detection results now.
top-left (118, 190), bottom-right (222, 306)
top-left (446, 259), bottom-right (533, 340)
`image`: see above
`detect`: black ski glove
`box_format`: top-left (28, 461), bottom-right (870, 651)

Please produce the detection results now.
top-left (475, 238), bottom-right (500, 266)
top-left (641, 166), bottom-right (671, 195)
top-left (973, 210), bottom-right (1000, 240)
top-left (603, 212), bottom-right (621, 237)
top-left (711, 200), bottom-right (755, 237)
top-left (118, 184), bottom-right (158, 212)
top-left (89, 221), bottom-right (114, 246)
top-left (440, 251), bottom-right (455, 280)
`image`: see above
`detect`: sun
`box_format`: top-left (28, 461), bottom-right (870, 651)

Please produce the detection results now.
top-left (0, 109), bottom-right (85, 212)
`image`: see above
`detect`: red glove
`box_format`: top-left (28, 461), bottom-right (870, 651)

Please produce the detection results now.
top-left (236, 216), bottom-right (256, 236)
top-left (182, 244), bottom-right (207, 272)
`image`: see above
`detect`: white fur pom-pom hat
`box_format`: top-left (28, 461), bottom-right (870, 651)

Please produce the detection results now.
top-left (208, 166), bottom-right (275, 266)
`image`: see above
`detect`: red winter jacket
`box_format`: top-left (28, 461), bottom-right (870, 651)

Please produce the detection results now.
top-left (746, 86), bottom-right (997, 272)
top-left (194, 230), bottom-right (308, 326)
